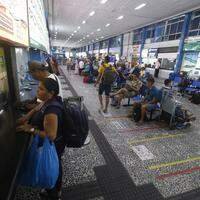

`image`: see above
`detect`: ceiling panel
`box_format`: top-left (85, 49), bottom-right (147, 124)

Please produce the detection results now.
top-left (48, 0), bottom-right (200, 48)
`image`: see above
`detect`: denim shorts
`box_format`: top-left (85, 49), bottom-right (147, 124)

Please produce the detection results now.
top-left (99, 83), bottom-right (111, 96)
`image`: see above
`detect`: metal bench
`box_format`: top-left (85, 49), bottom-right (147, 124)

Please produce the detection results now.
top-left (160, 89), bottom-right (182, 128)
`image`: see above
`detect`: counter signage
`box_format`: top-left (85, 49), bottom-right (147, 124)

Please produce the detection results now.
top-left (148, 48), bottom-right (158, 58)
top-left (0, 0), bottom-right (28, 46)
top-left (28, 0), bottom-right (49, 52)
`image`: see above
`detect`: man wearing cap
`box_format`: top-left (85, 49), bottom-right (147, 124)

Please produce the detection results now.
top-left (17, 61), bottom-right (63, 124)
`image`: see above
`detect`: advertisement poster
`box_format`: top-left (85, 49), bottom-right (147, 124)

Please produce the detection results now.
top-left (184, 38), bottom-right (200, 52)
top-left (0, 47), bottom-right (9, 103)
top-left (28, 0), bottom-right (49, 52)
top-left (182, 52), bottom-right (200, 72)
top-left (0, 0), bottom-right (28, 46)
top-left (182, 37), bottom-right (200, 72)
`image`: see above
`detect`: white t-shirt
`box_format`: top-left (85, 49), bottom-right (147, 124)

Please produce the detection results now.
top-left (79, 61), bottom-right (84, 69)
top-left (155, 61), bottom-right (161, 69)
top-left (37, 73), bottom-right (63, 102)
top-left (48, 74), bottom-right (63, 99)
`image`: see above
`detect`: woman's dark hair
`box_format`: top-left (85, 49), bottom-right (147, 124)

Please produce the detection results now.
top-left (104, 55), bottom-right (110, 63)
top-left (164, 79), bottom-right (171, 86)
top-left (147, 76), bottom-right (155, 84)
top-left (41, 78), bottom-right (59, 96)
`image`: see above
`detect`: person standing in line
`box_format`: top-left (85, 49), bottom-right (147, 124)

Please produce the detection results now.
top-left (94, 56), bottom-right (119, 113)
top-left (78, 59), bottom-right (84, 75)
top-left (74, 58), bottom-right (79, 75)
top-left (154, 59), bottom-right (161, 78)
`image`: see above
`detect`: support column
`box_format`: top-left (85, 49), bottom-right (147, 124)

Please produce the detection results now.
top-left (120, 34), bottom-right (124, 57)
top-left (174, 12), bottom-right (192, 73)
top-left (139, 27), bottom-right (147, 64)
top-left (108, 38), bottom-right (111, 54)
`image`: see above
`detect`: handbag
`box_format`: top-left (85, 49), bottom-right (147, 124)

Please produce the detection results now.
top-left (19, 135), bottom-right (59, 189)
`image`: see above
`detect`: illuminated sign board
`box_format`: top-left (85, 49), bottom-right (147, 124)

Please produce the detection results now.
top-left (0, 0), bottom-right (28, 46)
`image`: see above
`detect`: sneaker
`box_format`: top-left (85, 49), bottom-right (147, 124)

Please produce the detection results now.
top-left (116, 105), bottom-right (120, 109)
top-left (84, 136), bottom-right (91, 146)
top-left (103, 109), bottom-right (108, 113)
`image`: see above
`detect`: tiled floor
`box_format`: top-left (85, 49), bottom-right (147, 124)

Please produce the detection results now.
top-left (15, 67), bottom-right (200, 200)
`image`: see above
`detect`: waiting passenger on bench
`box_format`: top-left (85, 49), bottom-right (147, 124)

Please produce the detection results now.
top-left (110, 73), bottom-right (142, 109)
top-left (128, 77), bottom-right (161, 123)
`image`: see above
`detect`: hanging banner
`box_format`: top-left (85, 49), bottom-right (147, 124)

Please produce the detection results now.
top-left (0, 0), bottom-right (28, 46)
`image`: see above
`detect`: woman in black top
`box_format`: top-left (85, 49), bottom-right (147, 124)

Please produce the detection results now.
top-left (17, 78), bottom-right (65, 200)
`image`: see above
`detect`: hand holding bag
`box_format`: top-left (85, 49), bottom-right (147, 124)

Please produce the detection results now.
top-left (19, 135), bottom-right (59, 189)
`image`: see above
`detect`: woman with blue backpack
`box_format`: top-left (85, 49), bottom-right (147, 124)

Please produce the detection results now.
top-left (16, 78), bottom-right (65, 200)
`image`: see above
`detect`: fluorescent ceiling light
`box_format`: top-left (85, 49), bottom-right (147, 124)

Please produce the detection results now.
top-left (71, 33), bottom-right (74, 36)
top-left (117, 15), bottom-right (124, 20)
top-left (101, 36), bottom-right (104, 39)
top-left (105, 23), bottom-right (110, 27)
top-left (87, 35), bottom-right (90, 37)
top-left (74, 30), bottom-right (77, 33)
top-left (89, 11), bottom-right (95, 16)
top-left (96, 38), bottom-right (99, 41)
top-left (100, 0), bottom-right (108, 4)
top-left (78, 26), bottom-right (81, 29)
top-left (97, 28), bottom-right (101, 31)
top-left (135, 3), bottom-right (146, 10)
top-left (91, 32), bottom-right (94, 35)
top-left (82, 20), bottom-right (86, 24)
top-left (83, 37), bottom-right (85, 39)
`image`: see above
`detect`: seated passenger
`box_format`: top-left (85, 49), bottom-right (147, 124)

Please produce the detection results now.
top-left (163, 79), bottom-right (172, 90)
top-left (110, 73), bottom-right (142, 108)
top-left (128, 77), bottom-right (161, 123)
top-left (16, 78), bottom-right (65, 199)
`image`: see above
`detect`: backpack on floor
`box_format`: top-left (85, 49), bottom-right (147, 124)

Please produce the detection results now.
top-left (190, 93), bottom-right (200, 105)
top-left (133, 104), bottom-right (141, 122)
top-left (62, 97), bottom-right (89, 148)
top-left (102, 65), bottom-right (116, 85)
top-left (83, 76), bottom-right (90, 83)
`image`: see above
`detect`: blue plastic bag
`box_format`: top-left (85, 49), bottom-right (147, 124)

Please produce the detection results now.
top-left (19, 135), bottom-right (59, 189)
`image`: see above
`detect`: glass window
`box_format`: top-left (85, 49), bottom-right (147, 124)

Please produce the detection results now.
top-left (133, 29), bottom-right (143, 44)
top-left (110, 36), bottom-right (121, 48)
top-left (100, 40), bottom-right (109, 49)
top-left (163, 15), bottom-right (184, 41)
top-left (154, 22), bottom-right (165, 42)
top-left (189, 10), bottom-right (200, 36)
top-left (93, 43), bottom-right (100, 50)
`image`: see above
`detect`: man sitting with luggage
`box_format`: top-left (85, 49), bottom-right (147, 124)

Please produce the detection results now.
top-left (128, 77), bottom-right (161, 123)
top-left (110, 73), bottom-right (142, 108)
